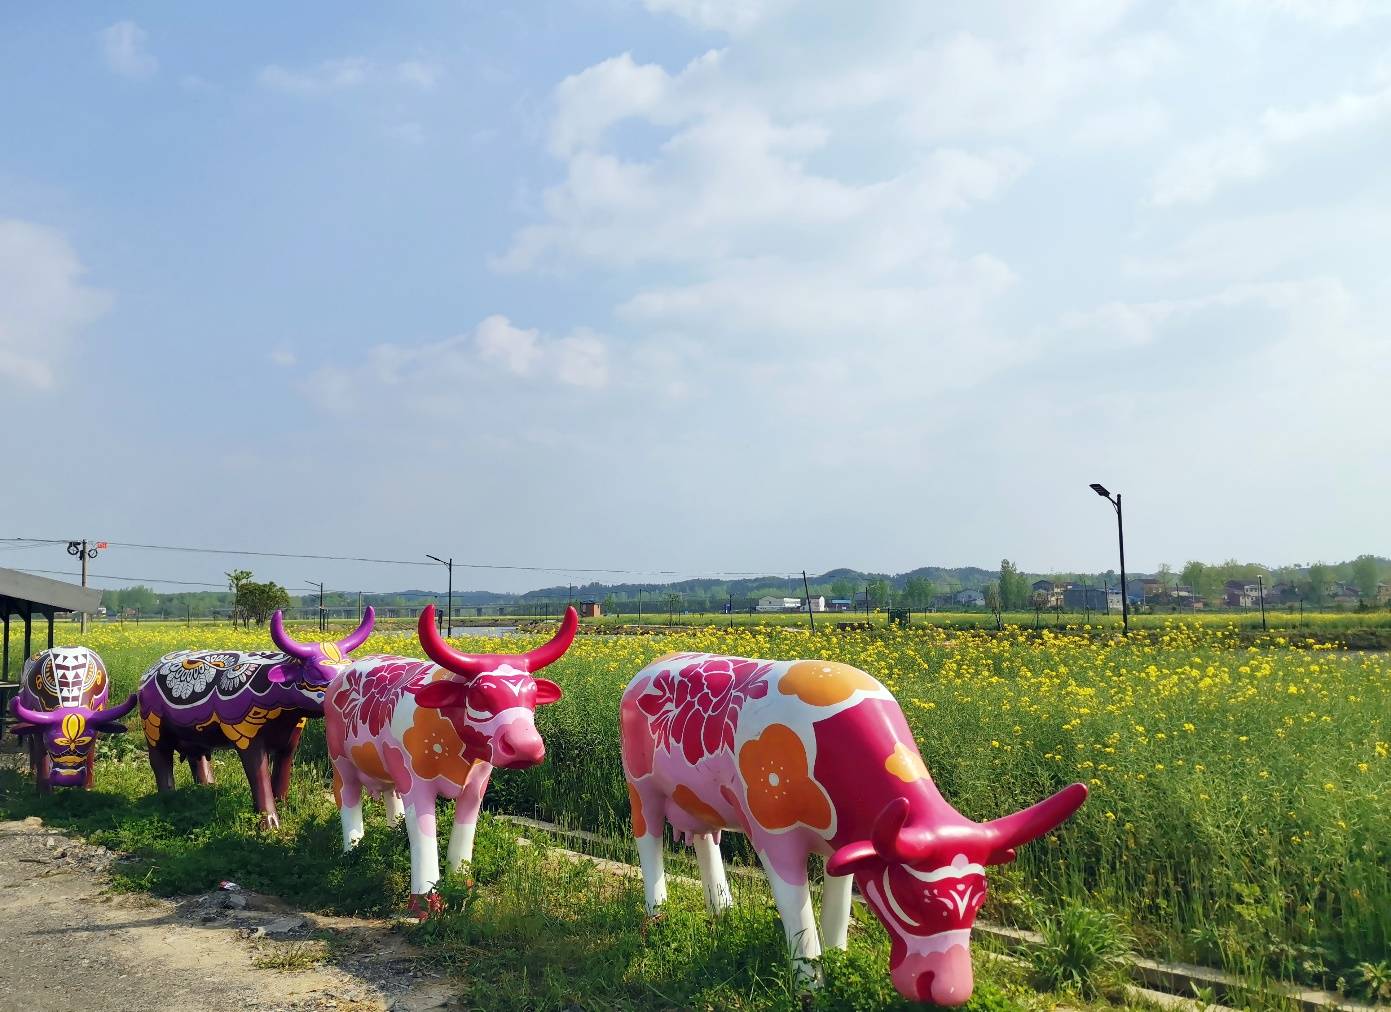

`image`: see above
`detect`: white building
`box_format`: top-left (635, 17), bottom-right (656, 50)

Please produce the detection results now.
top-left (953, 589), bottom-right (986, 607)
top-left (756, 596), bottom-right (805, 612)
top-left (806, 595), bottom-right (826, 612)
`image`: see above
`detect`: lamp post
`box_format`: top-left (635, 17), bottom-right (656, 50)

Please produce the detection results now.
top-left (1089, 483), bottom-right (1130, 636)
top-left (426, 554), bottom-right (453, 637)
top-left (306, 580), bottom-right (325, 632)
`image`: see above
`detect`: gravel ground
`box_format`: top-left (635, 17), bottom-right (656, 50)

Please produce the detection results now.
top-left (0, 815), bottom-right (458, 1012)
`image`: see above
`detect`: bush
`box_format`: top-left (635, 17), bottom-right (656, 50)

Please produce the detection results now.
top-left (1028, 902), bottom-right (1134, 999)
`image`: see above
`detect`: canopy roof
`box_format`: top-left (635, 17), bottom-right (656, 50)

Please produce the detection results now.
top-left (0, 567), bottom-right (103, 616)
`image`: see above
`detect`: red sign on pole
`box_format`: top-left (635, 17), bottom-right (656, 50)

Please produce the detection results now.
top-left (95, 542), bottom-right (108, 549)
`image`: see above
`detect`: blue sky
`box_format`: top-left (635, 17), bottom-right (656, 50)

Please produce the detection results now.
top-left (2, 1), bottom-right (1389, 596)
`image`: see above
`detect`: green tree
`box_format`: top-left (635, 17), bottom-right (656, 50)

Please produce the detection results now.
top-left (1181, 561), bottom-right (1211, 601)
top-left (830, 578), bottom-right (855, 601)
top-left (984, 583), bottom-right (1003, 630)
top-left (226, 569), bottom-right (253, 626)
top-left (865, 579), bottom-right (891, 610)
top-left (1305, 562), bottom-right (1331, 604)
top-left (999, 560), bottom-right (1029, 610)
top-left (1351, 555), bottom-right (1380, 601)
top-left (902, 576), bottom-right (935, 610)
top-left (237, 581), bottom-right (291, 625)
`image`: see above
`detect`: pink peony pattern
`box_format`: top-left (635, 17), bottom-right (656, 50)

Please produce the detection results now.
top-left (332, 659), bottom-right (433, 738)
top-left (637, 656), bottom-right (773, 765)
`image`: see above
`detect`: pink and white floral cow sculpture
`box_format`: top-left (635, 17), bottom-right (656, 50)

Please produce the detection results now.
top-left (325, 605), bottom-right (576, 915)
top-left (621, 653), bottom-right (1087, 1005)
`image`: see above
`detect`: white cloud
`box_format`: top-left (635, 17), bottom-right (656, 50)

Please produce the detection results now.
top-left (640, 0), bottom-right (791, 34)
top-left (100, 21), bottom-right (157, 79)
top-left (269, 347), bottom-right (297, 367)
top-left (475, 314), bottom-right (541, 375)
top-left (1072, 101), bottom-right (1170, 147)
top-left (258, 58), bottom-right (441, 97)
top-left (1153, 76), bottom-right (1391, 204)
top-left (0, 220), bottom-right (112, 390)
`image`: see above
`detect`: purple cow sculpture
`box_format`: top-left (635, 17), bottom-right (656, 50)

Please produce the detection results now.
top-left (137, 608), bottom-right (375, 827)
top-left (7, 647), bottom-right (136, 791)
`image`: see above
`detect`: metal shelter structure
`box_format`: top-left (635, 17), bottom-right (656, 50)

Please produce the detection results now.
top-left (1, 567), bottom-right (103, 735)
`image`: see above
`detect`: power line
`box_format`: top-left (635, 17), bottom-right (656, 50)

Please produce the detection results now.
top-left (14, 568), bottom-right (318, 592)
top-left (1, 536), bottom-right (798, 580)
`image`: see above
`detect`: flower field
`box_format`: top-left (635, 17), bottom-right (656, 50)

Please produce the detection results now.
top-left (9, 618), bottom-right (1390, 994)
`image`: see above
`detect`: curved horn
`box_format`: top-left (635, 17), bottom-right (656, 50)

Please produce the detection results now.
top-left (13, 699), bottom-right (62, 725)
top-left (335, 606), bottom-right (376, 655)
top-left (94, 692), bottom-right (138, 724)
top-left (872, 796), bottom-right (915, 862)
top-left (270, 610), bottom-right (315, 661)
top-left (518, 606), bottom-right (578, 673)
top-left (983, 783), bottom-right (1088, 857)
top-left (418, 605), bottom-right (580, 677)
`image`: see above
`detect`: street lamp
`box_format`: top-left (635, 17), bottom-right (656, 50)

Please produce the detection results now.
top-left (1089, 483), bottom-right (1130, 636)
top-left (426, 554), bottom-right (453, 637)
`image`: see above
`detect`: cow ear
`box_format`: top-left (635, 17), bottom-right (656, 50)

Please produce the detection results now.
top-left (826, 840), bottom-right (878, 878)
top-left (534, 678), bottom-right (563, 705)
top-left (413, 680), bottom-right (469, 709)
top-left (267, 665), bottom-right (291, 684)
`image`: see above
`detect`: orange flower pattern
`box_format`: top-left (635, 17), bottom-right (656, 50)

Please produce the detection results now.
top-left (402, 705), bottom-right (476, 784)
top-left (884, 740), bottom-right (929, 783)
top-left (672, 783), bottom-right (725, 829)
top-left (351, 741), bottom-right (391, 784)
top-left (628, 781), bottom-right (647, 838)
top-left (738, 722), bottom-right (832, 832)
top-left (778, 660), bottom-right (880, 707)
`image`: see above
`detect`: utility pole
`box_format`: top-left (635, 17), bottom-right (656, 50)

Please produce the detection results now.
top-left (1258, 575), bottom-right (1267, 632)
top-left (306, 580), bottom-right (325, 632)
top-left (66, 540), bottom-right (104, 633)
top-left (802, 570), bottom-right (816, 631)
top-left (426, 555), bottom-right (453, 637)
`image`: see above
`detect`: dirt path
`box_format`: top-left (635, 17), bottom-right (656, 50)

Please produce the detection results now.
top-left (0, 818), bottom-right (457, 1012)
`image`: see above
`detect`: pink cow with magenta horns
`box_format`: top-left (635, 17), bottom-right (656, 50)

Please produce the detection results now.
top-left (621, 652), bottom-right (1087, 1005)
top-left (325, 604), bottom-right (576, 916)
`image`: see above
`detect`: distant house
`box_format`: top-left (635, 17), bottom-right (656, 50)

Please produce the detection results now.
top-left (1031, 580), bottom-right (1062, 608)
top-left (953, 589), bottom-right (985, 607)
top-left (1126, 578), bottom-right (1164, 604)
top-left (1224, 581), bottom-right (1260, 608)
top-left (1378, 583), bottom-right (1391, 605)
top-left (578, 600), bottom-right (602, 618)
top-left (1062, 585), bottom-right (1120, 613)
top-left (756, 596), bottom-right (803, 612)
top-left (805, 596), bottom-right (826, 613)
top-left (828, 598), bottom-right (853, 612)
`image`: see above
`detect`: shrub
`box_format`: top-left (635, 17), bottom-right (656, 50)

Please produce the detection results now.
top-left (1028, 902), bottom-right (1134, 999)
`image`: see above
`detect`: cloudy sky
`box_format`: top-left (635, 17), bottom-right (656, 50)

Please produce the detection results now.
top-left (2, 1), bottom-right (1388, 596)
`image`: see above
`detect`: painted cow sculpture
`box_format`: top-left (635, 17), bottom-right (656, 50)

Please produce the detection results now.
top-left (325, 605), bottom-right (576, 915)
top-left (7, 647), bottom-right (136, 791)
top-left (137, 608), bottom-right (376, 827)
top-left (621, 653), bottom-right (1087, 1005)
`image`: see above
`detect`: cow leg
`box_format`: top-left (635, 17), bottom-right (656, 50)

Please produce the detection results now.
top-left (149, 746), bottom-right (176, 793)
top-left (238, 744), bottom-right (280, 830)
top-left (759, 858), bottom-right (822, 980)
top-left (29, 738), bottom-right (51, 795)
top-left (404, 794), bottom-right (441, 904)
top-left (630, 780), bottom-right (669, 913)
top-left (336, 765), bottom-right (365, 852)
top-left (693, 833), bottom-right (733, 913)
top-left (384, 791), bottom-right (404, 826)
top-left (446, 762), bottom-right (491, 872)
top-left (820, 871), bottom-right (853, 950)
top-left (271, 724), bottom-right (303, 802)
top-left (84, 749), bottom-right (96, 790)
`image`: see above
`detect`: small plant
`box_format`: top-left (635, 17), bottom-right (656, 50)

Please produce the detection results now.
top-left (252, 940), bottom-right (328, 972)
top-left (1354, 961), bottom-right (1391, 1004)
top-left (1028, 902), bottom-right (1134, 999)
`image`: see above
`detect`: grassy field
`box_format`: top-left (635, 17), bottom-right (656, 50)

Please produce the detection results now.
top-left (2, 618), bottom-right (1388, 1006)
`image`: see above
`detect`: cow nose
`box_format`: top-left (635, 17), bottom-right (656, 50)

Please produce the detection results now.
top-left (492, 722), bottom-right (545, 768)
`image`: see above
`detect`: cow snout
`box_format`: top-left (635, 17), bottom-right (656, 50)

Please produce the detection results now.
top-left (491, 720), bottom-right (545, 768)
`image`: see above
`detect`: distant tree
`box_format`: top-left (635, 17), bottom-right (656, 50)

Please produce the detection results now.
top-left (984, 583), bottom-right (1004, 630)
top-left (1156, 563), bottom-right (1174, 593)
top-left (902, 576), bottom-right (934, 610)
top-left (1181, 561), bottom-right (1211, 601)
top-left (226, 569), bottom-right (253, 626)
top-left (1352, 555), bottom-right (1380, 601)
top-left (830, 578), bottom-right (856, 601)
top-left (237, 581), bottom-right (290, 625)
top-left (999, 560), bottom-right (1029, 610)
top-left (120, 585), bottom-right (157, 615)
top-left (865, 579), bottom-right (892, 610)
top-left (1305, 562), bottom-right (1332, 604)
